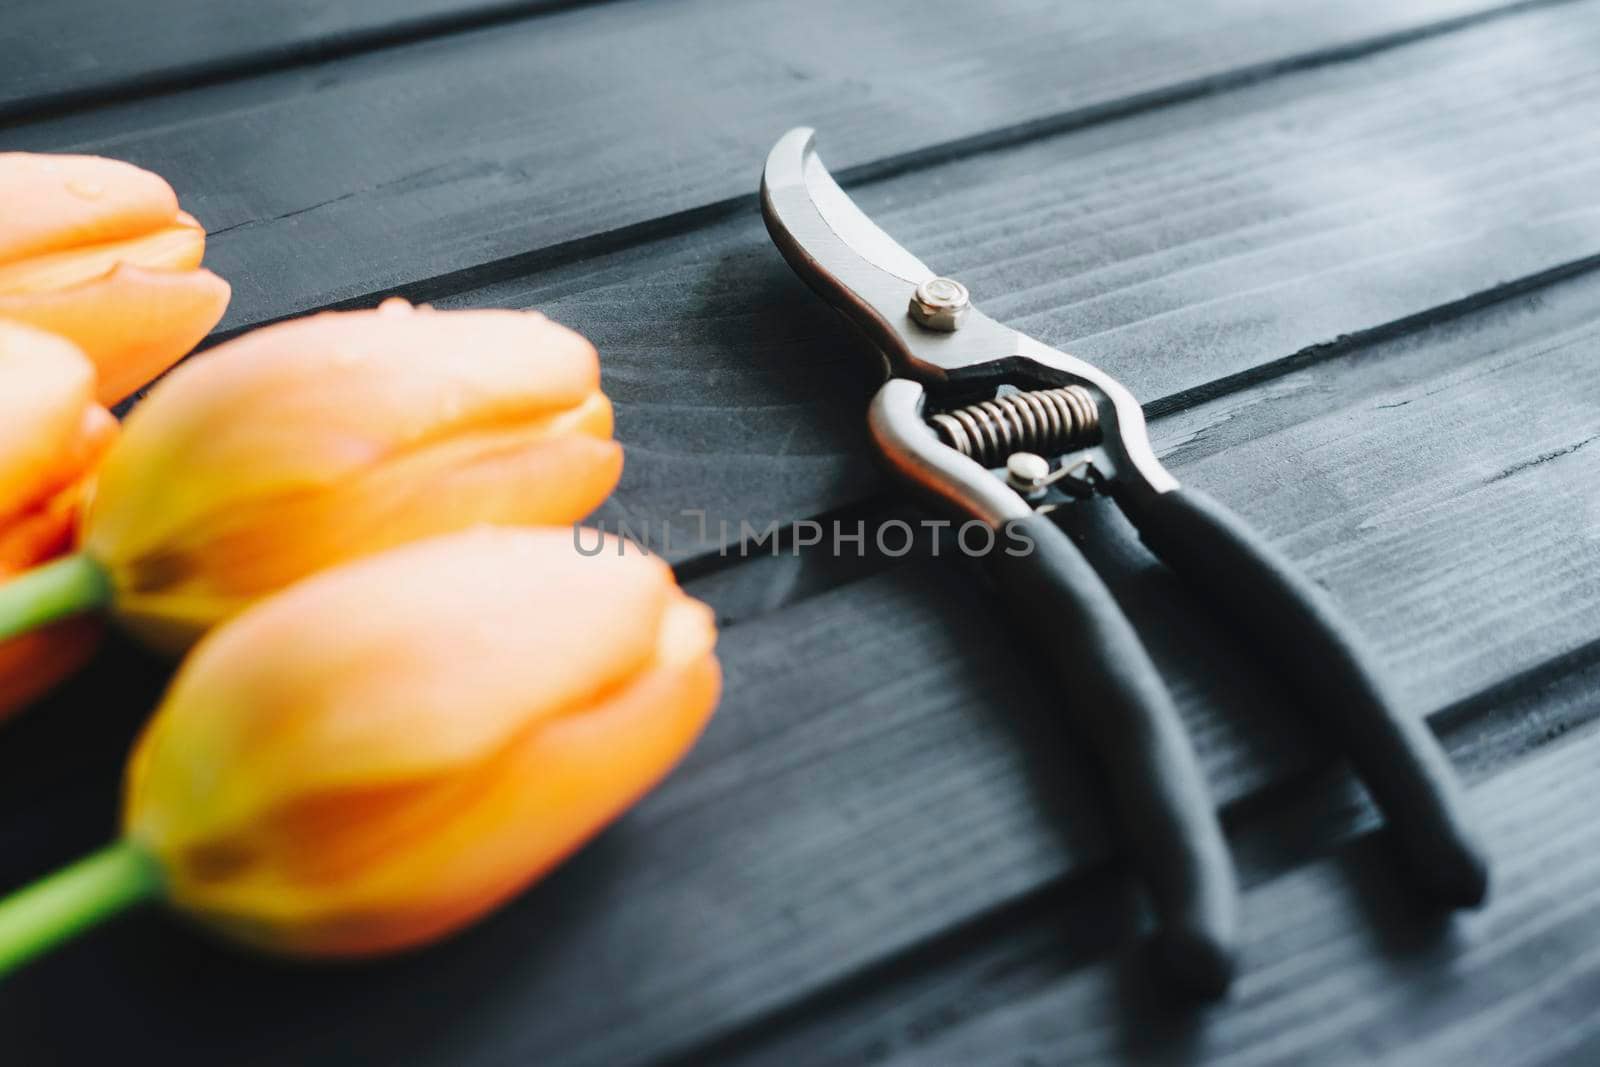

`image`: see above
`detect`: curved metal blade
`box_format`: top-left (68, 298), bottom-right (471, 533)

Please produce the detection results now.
top-left (763, 127), bottom-right (934, 284)
top-left (761, 128), bottom-right (1019, 382)
top-left (759, 128), bottom-right (1176, 494)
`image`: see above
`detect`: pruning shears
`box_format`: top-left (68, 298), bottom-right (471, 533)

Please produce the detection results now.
top-left (759, 128), bottom-right (1487, 996)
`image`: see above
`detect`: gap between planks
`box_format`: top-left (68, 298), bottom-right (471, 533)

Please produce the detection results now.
top-left (0, 0), bottom-right (609, 126)
top-left (549, 263), bottom-right (1600, 1066)
top-left (242, 0), bottom-right (1590, 336)
top-left (681, 645), bottom-right (1600, 1067)
top-left (10, 0), bottom-right (1591, 336)
top-left (672, 252), bottom-right (1600, 623)
top-left (657, 269), bottom-right (1600, 1067)
top-left (1, 0), bottom-right (1571, 129)
top-left (447, 0), bottom-right (1600, 576)
top-left (645, 264), bottom-right (1600, 1063)
top-left (1, 228), bottom-right (1586, 1066)
top-left (1, 2), bottom-right (1597, 1061)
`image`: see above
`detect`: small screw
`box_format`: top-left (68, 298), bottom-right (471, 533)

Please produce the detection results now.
top-left (1005, 451), bottom-right (1051, 495)
top-left (909, 277), bottom-right (970, 331)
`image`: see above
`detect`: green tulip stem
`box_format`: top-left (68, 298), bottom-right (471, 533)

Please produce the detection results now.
top-left (0, 841), bottom-right (160, 979)
top-left (0, 553), bottom-right (111, 641)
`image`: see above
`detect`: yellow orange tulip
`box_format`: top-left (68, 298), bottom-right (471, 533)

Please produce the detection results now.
top-left (0, 153), bottom-right (230, 403)
top-left (0, 527), bottom-right (719, 968)
top-left (0, 322), bottom-right (114, 721)
top-left (0, 299), bottom-right (623, 654)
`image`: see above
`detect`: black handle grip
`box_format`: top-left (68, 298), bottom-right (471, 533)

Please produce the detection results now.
top-left (990, 512), bottom-right (1238, 995)
top-left (1121, 487), bottom-right (1488, 907)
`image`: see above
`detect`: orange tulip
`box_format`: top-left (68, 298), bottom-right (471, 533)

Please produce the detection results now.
top-left (0, 321), bottom-right (115, 721)
top-left (0, 299), bottom-right (623, 654)
top-left (0, 153), bottom-right (230, 403)
top-left (0, 527), bottom-right (719, 968)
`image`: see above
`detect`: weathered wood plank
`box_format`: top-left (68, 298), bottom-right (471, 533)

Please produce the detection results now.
top-left (711, 652), bottom-right (1600, 1067)
top-left (431, 1), bottom-right (1600, 562)
top-left (3, 4), bottom-right (1596, 1060)
top-left (5, 0), bottom-right (1561, 333)
top-left (0, 0), bottom-right (573, 121)
top-left (4, 246), bottom-right (1597, 1066)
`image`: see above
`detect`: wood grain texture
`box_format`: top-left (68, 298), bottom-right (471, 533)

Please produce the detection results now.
top-left (429, 0), bottom-right (1600, 564)
top-left (4, 0), bottom-right (1555, 333)
top-left (0, 0), bottom-right (575, 121)
top-left (712, 653), bottom-right (1600, 1067)
top-left (4, 251), bottom-right (1596, 1067)
top-left (3, 0), bottom-right (1597, 1061)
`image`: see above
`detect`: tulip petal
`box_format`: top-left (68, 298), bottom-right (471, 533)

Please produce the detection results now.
top-left (0, 153), bottom-right (179, 265)
top-left (127, 528), bottom-right (676, 846)
top-left (0, 264), bottom-right (231, 404)
top-left (111, 394), bottom-right (622, 647)
top-left (125, 527), bottom-right (720, 955)
top-left (0, 618), bottom-right (103, 724)
top-left (0, 220), bottom-right (206, 296)
top-left (196, 603), bottom-right (717, 954)
top-left (88, 303), bottom-right (601, 564)
top-left (0, 490), bottom-right (81, 574)
top-left (314, 597), bottom-right (717, 955)
top-left (0, 321), bottom-right (97, 525)
top-left (0, 327), bottom-right (116, 718)
top-left (0, 404), bottom-right (113, 570)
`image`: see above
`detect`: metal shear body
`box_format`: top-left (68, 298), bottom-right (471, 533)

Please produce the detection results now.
top-left (761, 128), bottom-right (1486, 996)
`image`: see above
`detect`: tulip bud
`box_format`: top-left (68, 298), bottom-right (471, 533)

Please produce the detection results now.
top-left (0, 321), bottom-right (114, 720)
top-left (0, 153), bottom-right (230, 403)
top-left (0, 300), bottom-right (624, 654)
top-left (0, 527), bottom-right (719, 968)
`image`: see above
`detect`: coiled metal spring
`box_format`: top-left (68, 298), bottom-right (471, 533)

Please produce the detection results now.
top-left (928, 385), bottom-right (1101, 467)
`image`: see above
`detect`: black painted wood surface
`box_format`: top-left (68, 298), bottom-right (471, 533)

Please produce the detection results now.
top-left (0, 0), bottom-right (576, 121)
top-left (2, 0), bottom-right (1598, 1063)
top-left (2, 0), bottom-right (1555, 332)
top-left (447, 1), bottom-right (1600, 564)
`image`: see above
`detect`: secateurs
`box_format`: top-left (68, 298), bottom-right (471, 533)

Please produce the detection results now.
top-left (759, 128), bottom-right (1487, 996)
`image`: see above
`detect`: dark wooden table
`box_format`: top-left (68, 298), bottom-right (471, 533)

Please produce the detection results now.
top-left (5, 1), bottom-right (1600, 1062)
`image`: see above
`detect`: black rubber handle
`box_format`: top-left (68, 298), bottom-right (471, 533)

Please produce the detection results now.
top-left (1120, 487), bottom-right (1488, 907)
top-left (990, 511), bottom-right (1238, 996)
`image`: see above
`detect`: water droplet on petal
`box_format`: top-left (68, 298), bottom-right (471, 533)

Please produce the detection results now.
top-left (377, 297), bottom-right (413, 316)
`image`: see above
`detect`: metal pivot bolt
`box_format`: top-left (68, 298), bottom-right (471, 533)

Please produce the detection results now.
top-left (1005, 451), bottom-right (1052, 495)
top-left (909, 277), bottom-right (970, 331)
